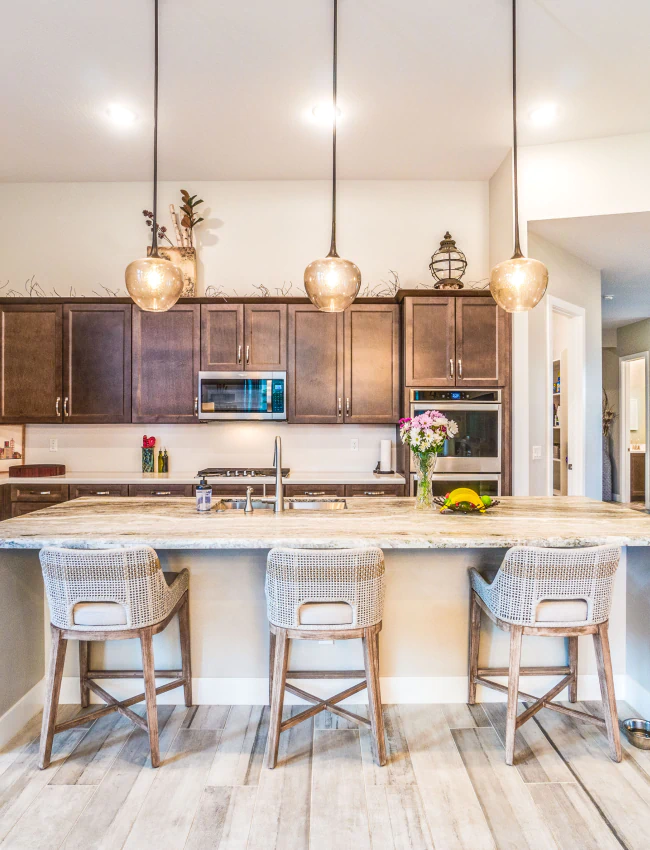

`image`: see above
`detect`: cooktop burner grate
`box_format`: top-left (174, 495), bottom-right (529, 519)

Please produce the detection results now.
top-left (197, 467), bottom-right (290, 478)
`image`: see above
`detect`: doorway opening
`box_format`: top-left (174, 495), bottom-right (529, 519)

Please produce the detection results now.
top-left (547, 297), bottom-right (586, 497)
top-left (619, 352), bottom-right (650, 506)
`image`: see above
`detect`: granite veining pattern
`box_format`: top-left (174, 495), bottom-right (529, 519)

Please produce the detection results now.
top-left (0, 496), bottom-right (648, 550)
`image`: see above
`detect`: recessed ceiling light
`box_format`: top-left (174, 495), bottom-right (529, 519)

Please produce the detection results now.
top-left (529, 103), bottom-right (557, 126)
top-left (311, 103), bottom-right (342, 124)
top-left (106, 104), bottom-right (137, 127)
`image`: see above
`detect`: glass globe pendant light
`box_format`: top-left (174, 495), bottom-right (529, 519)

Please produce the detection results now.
top-left (125, 0), bottom-right (184, 312)
top-left (304, 0), bottom-right (361, 313)
top-left (489, 0), bottom-right (548, 313)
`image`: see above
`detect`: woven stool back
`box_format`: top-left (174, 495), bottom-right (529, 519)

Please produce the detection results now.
top-left (40, 546), bottom-right (178, 631)
top-left (475, 544), bottom-right (620, 626)
top-left (265, 547), bottom-right (385, 630)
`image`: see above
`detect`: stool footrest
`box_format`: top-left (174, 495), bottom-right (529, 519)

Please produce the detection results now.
top-left (281, 680), bottom-right (370, 732)
top-left (87, 669), bottom-right (183, 679)
top-left (287, 670), bottom-right (365, 680)
top-left (477, 666), bottom-right (570, 677)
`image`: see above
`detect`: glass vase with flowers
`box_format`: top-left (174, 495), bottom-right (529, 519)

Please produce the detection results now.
top-left (399, 411), bottom-right (458, 510)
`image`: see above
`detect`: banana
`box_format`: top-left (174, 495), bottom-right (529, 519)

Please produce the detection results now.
top-left (442, 487), bottom-right (486, 513)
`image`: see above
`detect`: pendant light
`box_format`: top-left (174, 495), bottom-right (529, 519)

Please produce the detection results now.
top-left (125, 0), bottom-right (184, 312)
top-left (304, 0), bottom-right (361, 313)
top-left (489, 0), bottom-right (548, 313)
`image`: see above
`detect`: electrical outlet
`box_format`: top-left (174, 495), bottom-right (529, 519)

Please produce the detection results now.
top-left (49, 438), bottom-right (58, 452)
top-left (350, 438), bottom-right (359, 452)
top-left (532, 445), bottom-right (542, 460)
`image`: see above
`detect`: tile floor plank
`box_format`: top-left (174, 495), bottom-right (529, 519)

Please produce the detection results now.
top-left (185, 786), bottom-right (257, 850)
top-left (399, 705), bottom-right (495, 850)
top-left (182, 705), bottom-right (231, 731)
top-left (452, 727), bottom-right (559, 850)
top-left (207, 706), bottom-right (269, 787)
top-left (0, 785), bottom-right (94, 850)
top-left (122, 729), bottom-right (220, 850)
top-left (314, 706), bottom-right (367, 730)
top-left (49, 714), bottom-right (133, 786)
top-left (528, 783), bottom-right (622, 850)
top-left (442, 703), bottom-right (491, 729)
top-left (360, 705), bottom-right (416, 786)
top-left (366, 786), bottom-right (434, 850)
top-left (310, 729), bottom-right (371, 850)
top-left (247, 706), bottom-right (312, 850)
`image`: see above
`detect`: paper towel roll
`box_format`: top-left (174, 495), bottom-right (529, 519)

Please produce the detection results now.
top-left (379, 440), bottom-right (392, 472)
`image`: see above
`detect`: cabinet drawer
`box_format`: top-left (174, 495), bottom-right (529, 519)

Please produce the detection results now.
top-left (11, 484), bottom-right (69, 503)
top-left (211, 484), bottom-right (275, 497)
top-left (285, 484), bottom-right (345, 498)
top-left (128, 484), bottom-right (194, 497)
top-left (70, 484), bottom-right (129, 499)
top-left (345, 484), bottom-right (405, 497)
top-left (11, 501), bottom-right (51, 518)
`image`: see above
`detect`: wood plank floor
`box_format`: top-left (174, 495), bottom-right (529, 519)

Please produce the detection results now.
top-left (0, 700), bottom-right (647, 849)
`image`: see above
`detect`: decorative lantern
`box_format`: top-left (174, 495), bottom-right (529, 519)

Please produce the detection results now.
top-left (429, 232), bottom-right (467, 290)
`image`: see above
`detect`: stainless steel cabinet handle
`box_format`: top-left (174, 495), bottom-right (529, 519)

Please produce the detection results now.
top-left (449, 359), bottom-right (454, 379)
top-left (458, 359), bottom-right (463, 379)
top-left (153, 491), bottom-right (172, 496)
top-left (40, 491), bottom-right (51, 495)
top-left (338, 397), bottom-right (342, 417)
top-left (246, 345), bottom-right (250, 364)
top-left (63, 397), bottom-right (69, 417)
top-left (96, 491), bottom-right (110, 496)
top-left (237, 344), bottom-right (242, 363)
top-left (364, 491), bottom-right (385, 496)
top-left (55, 396), bottom-right (60, 416)
top-left (305, 491), bottom-right (326, 496)
top-left (346, 398), bottom-right (350, 416)
top-left (194, 397), bottom-right (198, 416)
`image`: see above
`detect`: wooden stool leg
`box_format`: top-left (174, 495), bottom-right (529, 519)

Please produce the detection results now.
top-left (505, 625), bottom-right (523, 766)
top-left (140, 627), bottom-right (161, 768)
top-left (178, 594), bottom-right (192, 708)
top-left (39, 626), bottom-right (68, 769)
top-left (363, 628), bottom-right (386, 767)
top-left (265, 628), bottom-right (289, 769)
top-left (593, 622), bottom-right (622, 763)
top-left (468, 591), bottom-right (481, 704)
top-left (268, 629), bottom-right (276, 707)
top-left (568, 636), bottom-right (578, 703)
top-left (79, 640), bottom-right (90, 709)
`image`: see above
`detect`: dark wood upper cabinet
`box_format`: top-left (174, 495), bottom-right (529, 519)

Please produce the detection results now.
top-left (0, 304), bottom-right (63, 423)
top-left (344, 305), bottom-right (400, 423)
top-left (63, 304), bottom-right (131, 423)
top-left (403, 297), bottom-right (455, 387)
top-left (244, 304), bottom-right (287, 371)
top-left (132, 304), bottom-right (200, 423)
top-left (455, 296), bottom-right (509, 387)
top-left (201, 304), bottom-right (244, 370)
top-left (288, 305), bottom-right (343, 424)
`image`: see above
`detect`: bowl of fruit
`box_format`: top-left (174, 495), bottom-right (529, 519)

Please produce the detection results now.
top-left (432, 487), bottom-right (500, 514)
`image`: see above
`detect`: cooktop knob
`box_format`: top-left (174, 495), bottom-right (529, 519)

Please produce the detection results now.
top-left (226, 470), bottom-right (231, 477)
top-left (250, 470), bottom-right (256, 476)
top-left (234, 470), bottom-right (239, 476)
top-left (243, 470), bottom-right (248, 476)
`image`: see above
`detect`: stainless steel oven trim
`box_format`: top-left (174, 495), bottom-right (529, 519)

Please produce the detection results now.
top-left (409, 473), bottom-right (501, 497)
top-left (198, 371), bottom-right (287, 421)
top-left (408, 400), bottom-right (502, 473)
top-left (409, 388), bottom-right (502, 403)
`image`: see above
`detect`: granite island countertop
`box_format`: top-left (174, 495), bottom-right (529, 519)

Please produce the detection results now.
top-left (0, 496), bottom-right (648, 550)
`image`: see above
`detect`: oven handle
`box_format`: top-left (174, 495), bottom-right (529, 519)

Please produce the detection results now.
top-left (410, 403), bottom-right (501, 413)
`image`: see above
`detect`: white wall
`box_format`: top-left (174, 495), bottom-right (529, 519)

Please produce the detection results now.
top-left (628, 359), bottom-right (646, 445)
top-left (0, 180), bottom-right (489, 297)
top-left (527, 233), bottom-right (602, 498)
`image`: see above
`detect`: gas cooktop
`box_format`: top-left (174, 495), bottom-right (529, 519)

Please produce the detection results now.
top-left (197, 467), bottom-right (290, 478)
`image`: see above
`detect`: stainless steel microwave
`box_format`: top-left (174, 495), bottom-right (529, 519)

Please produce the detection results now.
top-left (198, 371), bottom-right (287, 420)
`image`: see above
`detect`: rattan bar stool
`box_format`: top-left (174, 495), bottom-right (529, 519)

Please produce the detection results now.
top-left (38, 546), bottom-right (191, 770)
top-left (468, 544), bottom-right (622, 765)
top-left (265, 547), bottom-right (386, 769)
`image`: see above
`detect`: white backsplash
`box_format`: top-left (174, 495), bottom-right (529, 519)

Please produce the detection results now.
top-left (25, 423), bottom-right (398, 473)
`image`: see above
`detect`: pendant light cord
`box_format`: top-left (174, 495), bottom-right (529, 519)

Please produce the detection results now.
top-left (151, 0), bottom-right (160, 258)
top-left (511, 0), bottom-right (523, 259)
top-left (328, 0), bottom-right (339, 258)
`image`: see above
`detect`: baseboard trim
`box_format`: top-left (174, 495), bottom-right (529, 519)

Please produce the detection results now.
top-left (0, 679), bottom-right (44, 750)
top-left (58, 673), bottom-right (628, 706)
top-left (624, 675), bottom-right (650, 719)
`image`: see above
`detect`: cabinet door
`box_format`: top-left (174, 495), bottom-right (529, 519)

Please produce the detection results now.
top-left (0, 304), bottom-right (62, 423)
top-left (63, 304), bottom-right (131, 423)
top-left (403, 297), bottom-right (455, 386)
top-left (455, 296), bottom-right (510, 387)
top-left (344, 304), bottom-right (400, 423)
top-left (132, 304), bottom-right (200, 423)
top-left (244, 304), bottom-right (287, 370)
top-left (201, 304), bottom-right (244, 370)
top-left (288, 305), bottom-right (343, 424)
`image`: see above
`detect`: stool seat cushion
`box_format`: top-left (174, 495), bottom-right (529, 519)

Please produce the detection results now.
top-left (298, 602), bottom-right (354, 626)
top-left (72, 601), bottom-right (128, 627)
top-left (535, 599), bottom-right (588, 622)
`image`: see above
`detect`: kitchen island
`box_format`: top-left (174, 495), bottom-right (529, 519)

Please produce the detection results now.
top-left (2, 496), bottom-right (650, 743)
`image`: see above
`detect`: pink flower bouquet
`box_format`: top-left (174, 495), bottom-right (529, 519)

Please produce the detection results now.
top-left (399, 410), bottom-right (458, 509)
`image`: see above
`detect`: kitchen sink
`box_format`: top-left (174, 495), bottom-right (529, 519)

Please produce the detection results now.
top-left (214, 497), bottom-right (347, 511)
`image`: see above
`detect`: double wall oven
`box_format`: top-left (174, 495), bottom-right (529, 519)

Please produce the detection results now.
top-left (408, 389), bottom-right (503, 497)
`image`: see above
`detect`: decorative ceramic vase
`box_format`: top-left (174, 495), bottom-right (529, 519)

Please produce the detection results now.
top-left (413, 452), bottom-right (438, 510)
top-left (602, 434), bottom-right (613, 502)
top-left (142, 447), bottom-right (154, 473)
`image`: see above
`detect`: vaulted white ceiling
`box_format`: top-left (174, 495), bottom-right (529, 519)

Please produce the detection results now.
top-left (3, 0), bottom-right (650, 182)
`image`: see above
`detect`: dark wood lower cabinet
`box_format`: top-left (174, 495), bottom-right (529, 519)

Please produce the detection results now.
top-left (284, 484), bottom-right (345, 497)
top-left (345, 484), bottom-right (405, 497)
top-left (10, 484), bottom-right (69, 503)
top-left (128, 484), bottom-right (194, 497)
top-left (11, 502), bottom-right (51, 518)
top-left (70, 484), bottom-right (129, 499)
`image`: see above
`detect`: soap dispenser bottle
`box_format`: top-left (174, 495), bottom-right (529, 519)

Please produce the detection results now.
top-left (196, 477), bottom-right (212, 512)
